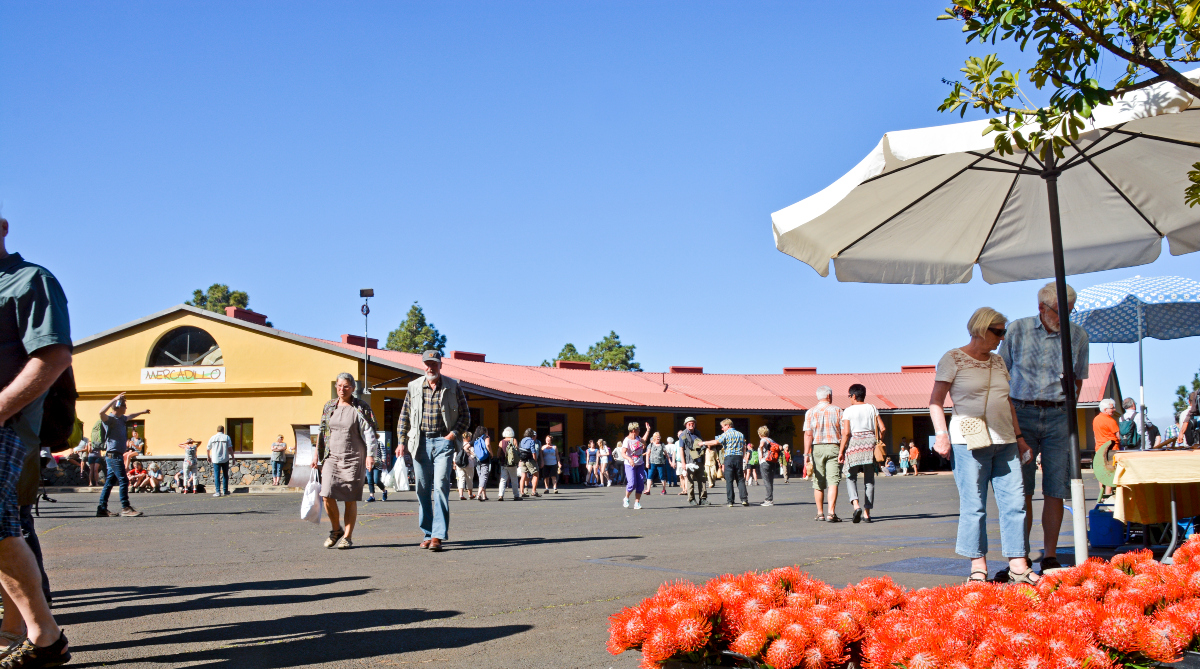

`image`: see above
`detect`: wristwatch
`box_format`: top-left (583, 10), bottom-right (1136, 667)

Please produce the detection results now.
top-left (935, 430), bottom-right (948, 436)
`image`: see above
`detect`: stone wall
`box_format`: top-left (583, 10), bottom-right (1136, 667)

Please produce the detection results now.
top-left (46, 455), bottom-right (292, 488)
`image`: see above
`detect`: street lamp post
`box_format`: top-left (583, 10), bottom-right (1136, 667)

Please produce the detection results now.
top-left (359, 288), bottom-right (374, 397)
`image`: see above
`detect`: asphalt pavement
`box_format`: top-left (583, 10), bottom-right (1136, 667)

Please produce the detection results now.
top-left (27, 471), bottom-right (1091, 668)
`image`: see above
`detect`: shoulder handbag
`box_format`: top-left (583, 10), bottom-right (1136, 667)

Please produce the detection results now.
top-left (454, 444), bottom-right (470, 468)
top-left (957, 358), bottom-right (994, 450)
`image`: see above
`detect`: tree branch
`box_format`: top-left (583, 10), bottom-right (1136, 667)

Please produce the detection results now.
top-left (1041, 0), bottom-right (1200, 98)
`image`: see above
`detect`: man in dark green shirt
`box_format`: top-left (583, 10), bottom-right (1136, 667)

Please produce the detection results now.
top-left (0, 216), bottom-right (73, 665)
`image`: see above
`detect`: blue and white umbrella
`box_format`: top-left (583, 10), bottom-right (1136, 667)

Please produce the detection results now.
top-left (1072, 275), bottom-right (1200, 447)
top-left (1073, 275), bottom-right (1200, 343)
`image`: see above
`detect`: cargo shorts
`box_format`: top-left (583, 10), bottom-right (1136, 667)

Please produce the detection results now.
top-left (811, 443), bottom-right (842, 491)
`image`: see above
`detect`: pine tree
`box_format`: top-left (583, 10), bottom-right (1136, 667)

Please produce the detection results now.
top-left (386, 302), bottom-right (447, 354)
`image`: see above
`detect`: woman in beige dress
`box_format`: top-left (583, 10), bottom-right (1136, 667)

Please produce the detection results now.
top-left (311, 372), bottom-right (381, 550)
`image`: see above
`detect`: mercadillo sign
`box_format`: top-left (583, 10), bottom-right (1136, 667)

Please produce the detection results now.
top-left (141, 366), bottom-right (226, 384)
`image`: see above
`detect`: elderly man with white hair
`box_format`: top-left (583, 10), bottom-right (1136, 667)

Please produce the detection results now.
top-left (998, 281), bottom-right (1089, 576)
top-left (803, 385), bottom-right (844, 522)
top-left (1094, 398), bottom-right (1120, 450)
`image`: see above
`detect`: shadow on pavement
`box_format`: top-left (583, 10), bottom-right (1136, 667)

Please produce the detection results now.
top-left (70, 608), bottom-right (530, 667)
top-left (447, 535), bottom-right (642, 550)
top-left (53, 577), bottom-right (373, 625)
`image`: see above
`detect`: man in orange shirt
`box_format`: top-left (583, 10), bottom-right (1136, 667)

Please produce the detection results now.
top-left (1093, 398), bottom-right (1120, 449)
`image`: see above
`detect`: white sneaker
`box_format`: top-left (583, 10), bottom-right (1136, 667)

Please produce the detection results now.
top-left (634, 501), bottom-right (642, 510)
top-left (623, 498), bottom-right (630, 508)
top-left (760, 501), bottom-right (773, 507)
top-left (213, 492), bottom-right (221, 497)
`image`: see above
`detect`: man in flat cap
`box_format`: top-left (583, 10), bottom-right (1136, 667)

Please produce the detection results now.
top-left (396, 350), bottom-right (470, 552)
top-left (677, 417), bottom-right (708, 506)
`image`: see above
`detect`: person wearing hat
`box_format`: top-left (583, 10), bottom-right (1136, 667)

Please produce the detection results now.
top-left (678, 417), bottom-right (707, 505)
top-left (396, 350), bottom-right (471, 552)
top-left (496, 427), bottom-right (522, 500)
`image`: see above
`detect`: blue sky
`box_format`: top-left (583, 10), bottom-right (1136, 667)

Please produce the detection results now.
top-left (3, 2), bottom-right (1197, 424)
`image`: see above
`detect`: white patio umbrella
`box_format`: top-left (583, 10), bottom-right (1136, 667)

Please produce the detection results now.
top-left (772, 68), bottom-right (1200, 564)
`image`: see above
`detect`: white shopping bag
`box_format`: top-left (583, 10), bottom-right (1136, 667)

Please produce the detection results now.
top-left (301, 471), bottom-right (323, 524)
top-left (381, 467), bottom-right (395, 490)
top-left (393, 458), bottom-right (410, 491)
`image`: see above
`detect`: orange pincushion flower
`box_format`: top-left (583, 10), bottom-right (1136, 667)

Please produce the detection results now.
top-left (1135, 620), bottom-right (1188, 662)
top-left (640, 625), bottom-right (679, 665)
top-left (761, 607), bottom-right (795, 637)
top-left (765, 636), bottom-right (806, 669)
top-left (673, 614), bottom-right (711, 653)
top-left (782, 622), bottom-right (812, 646)
top-left (802, 643), bottom-right (830, 669)
top-left (730, 628), bottom-right (767, 657)
top-left (787, 591), bottom-right (818, 610)
top-left (1097, 611), bottom-right (1145, 653)
top-left (691, 591), bottom-right (722, 618)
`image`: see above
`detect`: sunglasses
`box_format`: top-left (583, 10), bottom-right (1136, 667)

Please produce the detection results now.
top-left (988, 327), bottom-right (1007, 337)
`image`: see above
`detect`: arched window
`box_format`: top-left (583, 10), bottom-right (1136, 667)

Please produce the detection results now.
top-left (149, 327), bottom-right (223, 366)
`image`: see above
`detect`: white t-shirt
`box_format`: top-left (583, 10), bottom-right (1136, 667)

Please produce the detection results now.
top-left (842, 404), bottom-right (879, 434)
top-left (935, 348), bottom-right (1016, 445)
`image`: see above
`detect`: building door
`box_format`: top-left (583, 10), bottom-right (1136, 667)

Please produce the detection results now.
top-left (537, 413), bottom-right (567, 454)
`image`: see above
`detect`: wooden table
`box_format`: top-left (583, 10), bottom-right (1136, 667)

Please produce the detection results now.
top-left (1111, 449), bottom-right (1200, 559)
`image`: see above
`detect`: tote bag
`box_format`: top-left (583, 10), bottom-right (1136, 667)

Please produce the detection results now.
top-left (300, 472), bottom-right (322, 524)
top-left (392, 457), bottom-right (411, 491)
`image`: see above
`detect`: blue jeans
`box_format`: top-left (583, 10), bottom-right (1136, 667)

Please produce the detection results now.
top-left (1014, 403), bottom-right (1070, 499)
top-left (413, 436), bottom-right (453, 540)
top-left (366, 468), bottom-right (383, 494)
top-left (648, 463), bottom-right (669, 485)
top-left (723, 455), bottom-right (747, 504)
top-left (99, 456), bottom-right (131, 511)
top-left (272, 461), bottom-right (285, 479)
top-left (951, 442), bottom-right (1026, 558)
top-left (214, 462), bottom-right (230, 494)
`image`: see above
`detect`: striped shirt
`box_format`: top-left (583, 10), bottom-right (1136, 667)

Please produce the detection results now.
top-left (998, 315), bottom-right (1089, 402)
top-left (716, 428), bottom-right (746, 458)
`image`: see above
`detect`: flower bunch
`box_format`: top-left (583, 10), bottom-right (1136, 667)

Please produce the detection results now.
top-left (863, 536), bottom-right (1200, 669)
top-left (608, 568), bottom-right (904, 669)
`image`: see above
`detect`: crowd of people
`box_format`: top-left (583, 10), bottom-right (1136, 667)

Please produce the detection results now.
top-left (4, 208), bottom-right (1192, 667)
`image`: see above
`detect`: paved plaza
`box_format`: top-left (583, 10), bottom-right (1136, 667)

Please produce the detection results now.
top-left (32, 473), bottom-right (1094, 668)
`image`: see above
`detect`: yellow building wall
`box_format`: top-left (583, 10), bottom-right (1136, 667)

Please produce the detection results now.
top-left (73, 312), bottom-right (363, 455)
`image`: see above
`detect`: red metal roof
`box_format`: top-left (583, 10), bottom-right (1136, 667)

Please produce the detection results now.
top-left (319, 339), bottom-right (1115, 413)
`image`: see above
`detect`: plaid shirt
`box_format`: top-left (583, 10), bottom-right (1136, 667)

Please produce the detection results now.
top-left (803, 401), bottom-right (843, 445)
top-left (716, 428), bottom-right (746, 458)
top-left (998, 315), bottom-right (1089, 402)
top-left (397, 377), bottom-right (471, 438)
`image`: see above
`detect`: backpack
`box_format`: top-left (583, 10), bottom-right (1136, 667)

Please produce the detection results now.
top-left (39, 367), bottom-right (78, 451)
top-left (504, 440), bottom-right (519, 467)
top-left (1119, 418), bottom-right (1141, 448)
top-left (473, 436), bottom-right (490, 464)
top-left (454, 445), bottom-right (470, 468)
top-left (90, 418), bottom-right (108, 452)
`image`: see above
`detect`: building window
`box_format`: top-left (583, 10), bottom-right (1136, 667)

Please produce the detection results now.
top-left (149, 326), bottom-right (223, 366)
top-left (227, 419), bottom-right (254, 453)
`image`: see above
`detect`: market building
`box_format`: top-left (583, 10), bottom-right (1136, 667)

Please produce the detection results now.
top-left (71, 304), bottom-right (1123, 476)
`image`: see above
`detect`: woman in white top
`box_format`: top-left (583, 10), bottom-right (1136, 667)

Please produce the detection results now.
top-left (929, 307), bottom-right (1037, 585)
top-left (839, 384), bottom-right (884, 523)
top-left (597, 440), bottom-right (611, 487)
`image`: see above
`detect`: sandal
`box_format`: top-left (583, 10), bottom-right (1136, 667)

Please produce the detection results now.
top-left (1009, 569), bottom-right (1040, 585)
top-left (814, 514), bottom-right (825, 522)
top-left (0, 630), bottom-right (70, 668)
top-left (827, 514), bottom-right (842, 523)
top-left (0, 633), bottom-right (25, 663)
top-left (967, 570), bottom-right (989, 583)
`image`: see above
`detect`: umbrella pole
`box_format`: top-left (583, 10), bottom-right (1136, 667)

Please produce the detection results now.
top-left (1044, 154), bottom-right (1089, 564)
top-left (1139, 302), bottom-right (1147, 450)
